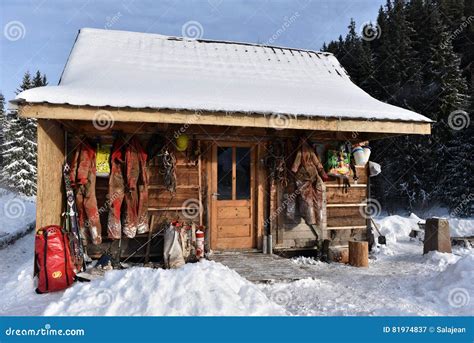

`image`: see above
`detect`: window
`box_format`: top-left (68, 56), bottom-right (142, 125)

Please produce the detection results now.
top-left (217, 146), bottom-right (251, 200)
top-left (217, 147), bottom-right (233, 200)
top-left (235, 147), bottom-right (250, 199)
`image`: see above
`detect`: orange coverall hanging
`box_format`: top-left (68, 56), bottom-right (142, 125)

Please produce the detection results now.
top-left (107, 137), bottom-right (149, 239)
top-left (69, 141), bottom-right (102, 245)
top-left (291, 139), bottom-right (328, 234)
top-left (107, 136), bottom-right (126, 240)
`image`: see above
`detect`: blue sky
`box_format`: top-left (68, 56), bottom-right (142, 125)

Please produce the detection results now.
top-left (0, 0), bottom-right (383, 103)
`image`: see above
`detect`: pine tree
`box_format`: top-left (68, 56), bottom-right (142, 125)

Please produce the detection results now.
top-left (16, 71), bottom-right (32, 94)
top-left (1, 70), bottom-right (47, 195)
top-left (32, 70), bottom-right (48, 88)
top-left (370, 1), bottom-right (428, 211)
top-left (323, 19), bottom-right (375, 94)
top-left (443, 123), bottom-right (474, 217)
top-left (323, 0), bottom-right (471, 215)
top-left (1, 115), bottom-right (37, 195)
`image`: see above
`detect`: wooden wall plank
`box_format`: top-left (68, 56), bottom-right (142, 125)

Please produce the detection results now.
top-left (326, 187), bottom-right (367, 204)
top-left (327, 207), bottom-right (366, 227)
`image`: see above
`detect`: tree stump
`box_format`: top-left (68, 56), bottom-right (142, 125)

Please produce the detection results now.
top-left (328, 247), bottom-right (349, 264)
top-left (423, 218), bottom-right (452, 254)
top-left (349, 241), bottom-right (369, 267)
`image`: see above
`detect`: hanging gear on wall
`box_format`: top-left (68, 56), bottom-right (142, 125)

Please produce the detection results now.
top-left (291, 137), bottom-right (328, 240)
top-left (175, 134), bottom-right (189, 152)
top-left (265, 139), bottom-right (288, 186)
top-left (326, 143), bottom-right (357, 193)
top-left (63, 162), bottom-right (85, 272)
top-left (135, 138), bottom-right (149, 236)
top-left (187, 136), bottom-right (200, 165)
top-left (158, 149), bottom-right (177, 193)
top-left (146, 132), bottom-right (177, 193)
top-left (107, 135), bottom-right (126, 240)
top-left (107, 136), bottom-right (149, 240)
top-left (96, 143), bottom-right (112, 177)
top-left (146, 133), bottom-right (167, 162)
top-left (69, 140), bottom-right (102, 245)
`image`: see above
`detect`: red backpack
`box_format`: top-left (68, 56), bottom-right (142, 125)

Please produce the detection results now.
top-left (34, 225), bottom-right (76, 293)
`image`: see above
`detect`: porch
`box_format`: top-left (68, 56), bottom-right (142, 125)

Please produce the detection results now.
top-left (210, 251), bottom-right (315, 283)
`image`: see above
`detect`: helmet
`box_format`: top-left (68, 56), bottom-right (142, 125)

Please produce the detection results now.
top-left (176, 134), bottom-right (189, 152)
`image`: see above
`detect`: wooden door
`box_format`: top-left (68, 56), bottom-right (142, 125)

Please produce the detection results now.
top-left (211, 143), bottom-right (256, 250)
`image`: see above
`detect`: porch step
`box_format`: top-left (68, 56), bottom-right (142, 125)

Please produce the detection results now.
top-left (209, 252), bottom-right (314, 283)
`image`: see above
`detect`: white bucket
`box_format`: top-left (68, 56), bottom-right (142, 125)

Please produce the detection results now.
top-left (363, 146), bottom-right (371, 162)
top-left (352, 146), bottom-right (366, 166)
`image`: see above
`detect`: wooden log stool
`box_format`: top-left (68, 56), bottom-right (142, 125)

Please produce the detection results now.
top-left (423, 218), bottom-right (452, 254)
top-left (349, 240), bottom-right (369, 267)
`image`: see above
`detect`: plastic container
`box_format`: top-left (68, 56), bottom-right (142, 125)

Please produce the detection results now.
top-left (196, 230), bottom-right (205, 259)
top-left (352, 146), bottom-right (366, 166)
top-left (362, 146), bottom-right (371, 162)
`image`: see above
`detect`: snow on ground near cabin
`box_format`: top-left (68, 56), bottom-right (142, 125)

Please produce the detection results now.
top-left (259, 214), bottom-right (473, 316)
top-left (0, 214), bottom-right (472, 316)
top-left (0, 189), bottom-right (36, 247)
top-left (380, 212), bottom-right (474, 238)
top-left (0, 233), bottom-right (285, 316)
top-left (43, 261), bottom-right (286, 316)
top-left (0, 232), bottom-right (63, 315)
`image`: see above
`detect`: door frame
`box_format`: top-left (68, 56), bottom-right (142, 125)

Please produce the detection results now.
top-left (209, 141), bottom-right (257, 250)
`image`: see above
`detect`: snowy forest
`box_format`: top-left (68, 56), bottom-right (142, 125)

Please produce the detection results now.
top-left (0, 0), bottom-right (472, 216)
top-left (0, 71), bottom-right (47, 196)
top-left (323, 0), bottom-right (473, 216)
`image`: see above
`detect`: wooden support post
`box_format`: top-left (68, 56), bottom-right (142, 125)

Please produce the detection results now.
top-left (349, 241), bottom-right (369, 267)
top-left (269, 179), bottom-right (277, 246)
top-left (36, 119), bottom-right (65, 231)
top-left (276, 183), bottom-right (284, 245)
top-left (256, 143), bottom-right (265, 250)
top-left (423, 218), bottom-right (452, 254)
top-left (197, 140), bottom-right (203, 226)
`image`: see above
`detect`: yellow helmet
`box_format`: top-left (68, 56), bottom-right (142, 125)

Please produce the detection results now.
top-left (176, 134), bottom-right (189, 152)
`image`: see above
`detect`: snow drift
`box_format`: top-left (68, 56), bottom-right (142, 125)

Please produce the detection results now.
top-left (0, 189), bottom-right (36, 247)
top-left (43, 260), bottom-right (287, 316)
top-left (418, 254), bottom-right (474, 316)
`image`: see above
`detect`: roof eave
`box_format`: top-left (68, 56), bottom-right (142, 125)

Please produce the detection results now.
top-left (17, 102), bottom-right (432, 135)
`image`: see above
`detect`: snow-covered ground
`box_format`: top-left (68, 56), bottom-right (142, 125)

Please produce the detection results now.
top-left (0, 189), bottom-right (36, 247)
top-left (0, 213), bottom-right (472, 316)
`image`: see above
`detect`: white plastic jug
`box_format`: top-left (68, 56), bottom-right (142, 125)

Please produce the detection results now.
top-left (363, 146), bottom-right (371, 162)
top-left (352, 146), bottom-right (366, 166)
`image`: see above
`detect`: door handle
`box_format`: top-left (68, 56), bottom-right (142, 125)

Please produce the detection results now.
top-left (212, 192), bottom-right (220, 197)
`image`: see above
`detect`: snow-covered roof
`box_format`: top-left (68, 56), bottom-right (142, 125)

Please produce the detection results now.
top-left (16, 28), bottom-right (431, 123)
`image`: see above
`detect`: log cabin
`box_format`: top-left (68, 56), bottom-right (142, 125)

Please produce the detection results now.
top-left (13, 28), bottom-right (432, 262)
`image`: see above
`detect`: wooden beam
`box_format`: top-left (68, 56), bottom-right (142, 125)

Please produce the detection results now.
top-left (326, 203), bottom-right (367, 208)
top-left (36, 119), bottom-right (65, 231)
top-left (326, 225), bottom-right (367, 230)
top-left (326, 184), bottom-right (367, 188)
top-left (19, 103), bottom-right (432, 135)
top-left (197, 140), bottom-right (203, 226)
top-left (256, 143), bottom-right (266, 250)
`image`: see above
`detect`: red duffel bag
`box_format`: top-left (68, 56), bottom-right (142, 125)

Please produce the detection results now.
top-left (34, 225), bottom-right (76, 293)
